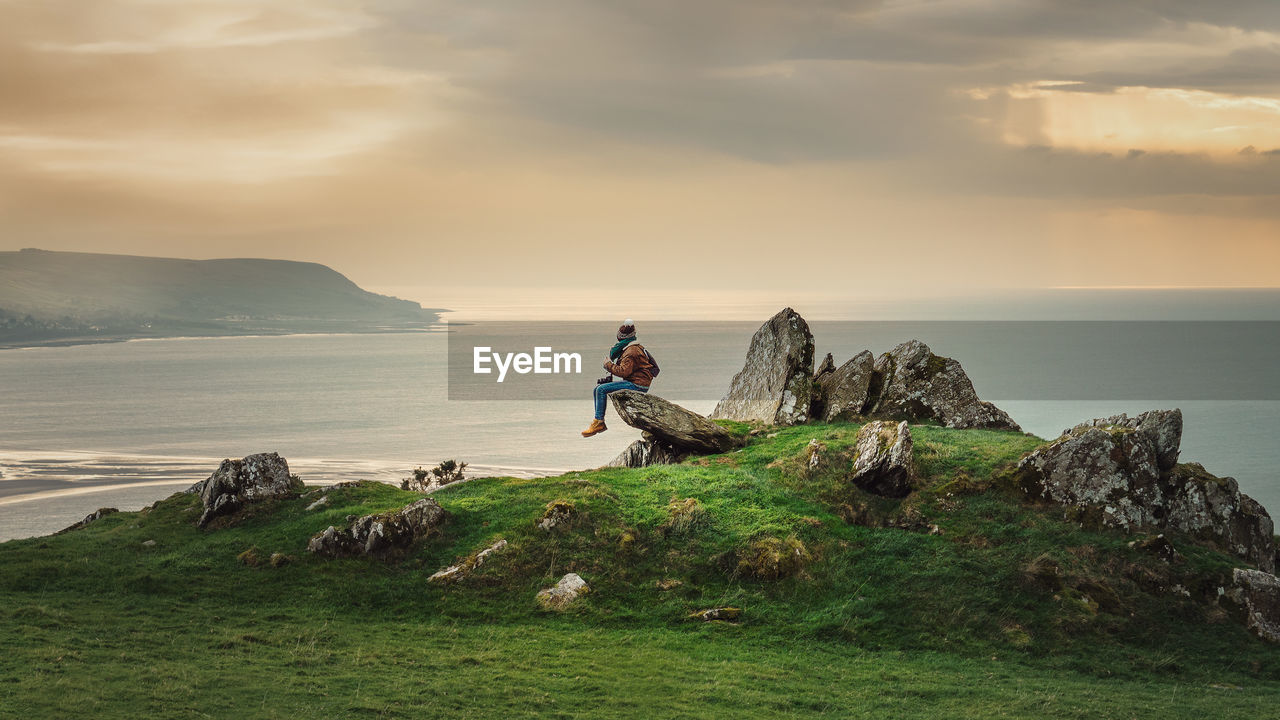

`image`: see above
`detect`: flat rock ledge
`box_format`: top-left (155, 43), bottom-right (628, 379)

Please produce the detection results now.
top-left (1018, 409), bottom-right (1274, 573)
top-left (187, 452), bottom-right (299, 528)
top-left (607, 391), bottom-right (742, 468)
top-left (308, 498), bottom-right (450, 558)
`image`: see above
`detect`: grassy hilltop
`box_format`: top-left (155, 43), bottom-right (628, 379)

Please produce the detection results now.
top-left (1, 422), bottom-right (1277, 718)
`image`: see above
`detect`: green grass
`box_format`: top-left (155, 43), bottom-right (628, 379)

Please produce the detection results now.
top-left (1, 422), bottom-right (1277, 718)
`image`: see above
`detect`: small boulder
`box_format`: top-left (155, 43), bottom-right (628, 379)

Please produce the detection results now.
top-left (1128, 535), bottom-right (1183, 564)
top-left (1226, 569), bottom-right (1280, 643)
top-left (849, 420), bottom-right (915, 498)
top-left (712, 307), bottom-right (814, 426)
top-left (306, 496), bottom-right (329, 511)
top-left (536, 573), bottom-right (589, 610)
top-left (307, 498), bottom-right (450, 558)
top-left (188, 452), bottom-right (298, 527)
top-left (814, 350), bottom-right (875, 422)
top-left (869, 340), bottom-right (1020, 431)
top-left (610, 391), bottom-right (740, 455)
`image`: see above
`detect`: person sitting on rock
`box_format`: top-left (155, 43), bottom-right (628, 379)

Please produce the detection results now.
top-left (582, 319), bottom-right (656, 437)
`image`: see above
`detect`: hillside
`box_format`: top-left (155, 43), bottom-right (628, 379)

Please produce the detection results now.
top-left (0, 248), bottom-right (440, 347)
top-left (1, 422), bottom-right (1276, 718)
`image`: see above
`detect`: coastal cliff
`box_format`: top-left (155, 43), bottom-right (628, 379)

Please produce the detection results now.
top-left (0, 248), bottom-right (441, 347)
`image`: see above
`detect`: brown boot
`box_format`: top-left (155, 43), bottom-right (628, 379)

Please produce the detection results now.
top-left (581, 418), bottom-right (607, 437)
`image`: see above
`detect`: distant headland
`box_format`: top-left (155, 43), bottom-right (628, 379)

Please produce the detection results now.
top-left (0, 248), bottom-right (444, 349)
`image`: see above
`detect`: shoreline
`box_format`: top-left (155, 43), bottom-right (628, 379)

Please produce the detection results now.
top-left (0, 450), bottom-right (567, 542)
top-left (0, 321), bottom-right (450, 351)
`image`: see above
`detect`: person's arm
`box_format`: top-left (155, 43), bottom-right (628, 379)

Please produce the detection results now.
top-left (605, 349), bottom-right (636, 378)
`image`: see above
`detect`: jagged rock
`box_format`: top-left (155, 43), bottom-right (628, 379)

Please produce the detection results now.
top-left (712, 307), bottom-right (814, 426)
top-left (429, 539), bottom-right (508, 583)
top-left (1164, 463), bottom-right (1274, 573)
top-left (870, 340), bottom-right (1020, 431)
top-left (606, 437), bottom-right (686, 468)
top-left (1226, 569), bottom-right (1280, 643)
top-left (1018, 416), bottom-right (1274, 572)
top-left (814, 350), bottom-right (874, 422)
top-left (536, 573), bottom-right (589, 610)
top-left (611, 391), bottom-right (740, 456)
top-left (814, 353), bottom-right (836, 379)
top-left (307, 526), bottom-right (356, 556)
top-left (1066, 410), bottom-right (1182, 471)
top-left (1017, 426), bottom-right (1163, 530)
top-left (188, 452), bottom-right (298, 527)
top-left (849, 420), bottom-right (915, 498)
top-left (307, 498), bottom-right (450, 558)
top-left (55, 507), bottom-right (118, 535)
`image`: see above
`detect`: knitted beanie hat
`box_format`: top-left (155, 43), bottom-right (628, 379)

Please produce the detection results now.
top-left (617, 318), bottom-right (636, 341)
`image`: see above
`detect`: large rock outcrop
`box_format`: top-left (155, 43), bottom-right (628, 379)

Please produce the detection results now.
top-left (307, 498), bottom-right (450, 558)
top-left (868, 340), bottom-right (1020, 431)
top-left (849, 420), bottom-right (915, 498)
top-left (1017, 410), bottom-right (1274, 572)
top-left (712, 308), bottom-right (814, 426)
top-left (187, 452), bottom-right (298, 527)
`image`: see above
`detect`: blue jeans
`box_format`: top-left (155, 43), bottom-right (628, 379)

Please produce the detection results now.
top-left (594, 381), bottom-right (647, 420)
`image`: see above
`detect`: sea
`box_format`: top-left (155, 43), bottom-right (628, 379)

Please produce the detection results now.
top-left (2, 291), bottom-right (1278, 541)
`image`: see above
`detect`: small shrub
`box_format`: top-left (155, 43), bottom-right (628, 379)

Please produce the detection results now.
top-left (661, 497), bottom-right (707, 536)
top-left (401, 460), bottom-right (469, 491)
top-left (735, 535), bottom-right (811, 581)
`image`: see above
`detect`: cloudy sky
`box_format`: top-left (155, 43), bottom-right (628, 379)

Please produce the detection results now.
top-left (2, 0), bottom-right (1280, 303)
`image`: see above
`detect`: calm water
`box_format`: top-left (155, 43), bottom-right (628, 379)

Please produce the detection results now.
top-left (1, 329), bottom-right (1277, 540)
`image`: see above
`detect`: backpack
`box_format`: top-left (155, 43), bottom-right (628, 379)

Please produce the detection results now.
top-left (637, 344), bottom-right (660, 378)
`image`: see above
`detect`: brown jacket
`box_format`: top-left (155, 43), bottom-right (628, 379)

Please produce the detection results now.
top-left (604, 344), bottom-right (656, 387)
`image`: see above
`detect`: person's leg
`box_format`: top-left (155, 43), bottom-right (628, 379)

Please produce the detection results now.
top-left (585, 381), bottom-right (646, 436)
top-left (594, 381), bottom-right (637, 419)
